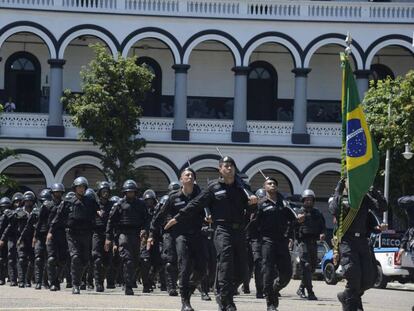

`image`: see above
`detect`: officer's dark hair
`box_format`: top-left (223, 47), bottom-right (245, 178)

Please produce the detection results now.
top-left (180, 167), bottom-right (196, 180)
top-left (264, 177), bottom-right (278, 186)
top-left (219, 156), bottom-right (235, 167)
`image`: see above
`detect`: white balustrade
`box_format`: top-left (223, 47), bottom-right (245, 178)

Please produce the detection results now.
top-left (0, 113), bottom-right (341, 146)
top-left (0, 0), bottom-right (412, 23)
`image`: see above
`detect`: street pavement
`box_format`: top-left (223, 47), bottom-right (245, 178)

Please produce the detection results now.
top-left (0, 279), bottom-right (413, 311)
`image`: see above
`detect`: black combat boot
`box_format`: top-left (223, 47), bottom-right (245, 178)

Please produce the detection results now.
top-left (180, 291), bottom-right (194, 311)
top-left (95, 283), bottom-right (104, 292)
top-left (72, 286), bottom-right (80, 294)
top-left (337, 292), bottom-right (358, 311)
top-left (296, 286), bottom-right (306, 298)
top-left (307, 290), bottom-right (318, 301)
top-left (266, 295), bottom-right (278, 311)
top-left (125, 286), bottom-right (134, 295)
top-left (35, 283), bottom-right (42, 290)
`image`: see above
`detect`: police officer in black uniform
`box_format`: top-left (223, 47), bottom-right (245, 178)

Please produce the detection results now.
top-left (0, 192), bottom-right (23, 287)
top-left (295, 189), bottom-right (326, 300)
top-left (44, 184), bottom-right (67, 291)
top-left (105, 179), bottom-right (149, 296)
top-left (140, 189), bottom-right (158, 293)
top-left (149, 168), bottom-right (205, 311)
top-left (3, 191), bottom-right (37, 288)
top-left (92, 181), bottom-right (113, 292)
top-left (329, 179), bottom-right (387, 311)
top-left (0, 197), bottom-right (12, 285)
top-left (149, 191), bottom-right (179, 296)
top-left (48, 177), bottom-right (99, 294)
top-left (164, 156), bottom-right (257, 311)
top-left (256, 177), bottom-right (304, 311)
top-left (31, 188), bottom-right (53, 289)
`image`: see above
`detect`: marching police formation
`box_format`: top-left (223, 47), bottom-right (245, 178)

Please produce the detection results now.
top-left (0, 156), bottom-right (393, 311)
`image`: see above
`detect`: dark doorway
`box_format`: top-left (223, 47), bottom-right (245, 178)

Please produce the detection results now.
top-left (137, 57), bottom-right (162, 117)
top-left (5, 52), bottom-right (41, 112)
top-left (247, 61), bottom-right (277, 121)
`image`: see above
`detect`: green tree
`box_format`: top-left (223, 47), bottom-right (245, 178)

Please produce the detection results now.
top-left (363, 70), bottom-right (414, 225)
top-left (63, 44), bottom-right (154, 190)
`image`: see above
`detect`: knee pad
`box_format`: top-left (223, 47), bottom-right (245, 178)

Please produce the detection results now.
top-left (47, 256), bottom-right (56, 266)
top-left (35, 257), bottom-right (43, 265)
top-left (72, 255), bottom-right (81, 266)
top-left (165, 262), bottom-right (176, 273)
top-left (94, 258), bottom-right (102, 267)
top-left (18, 258), bottom-right (25, 265)
top-left (8, 258), bottom-right (16, 265)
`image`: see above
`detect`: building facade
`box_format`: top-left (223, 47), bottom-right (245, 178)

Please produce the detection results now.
top-left (0, 0), bottom-right (413, 228)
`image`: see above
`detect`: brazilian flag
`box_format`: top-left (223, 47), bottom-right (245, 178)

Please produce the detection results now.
top-left (340, 53), bottom-right (379, 215)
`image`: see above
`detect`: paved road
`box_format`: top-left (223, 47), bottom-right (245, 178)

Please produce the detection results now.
top-left (0, 280), bottom-right (412, 311)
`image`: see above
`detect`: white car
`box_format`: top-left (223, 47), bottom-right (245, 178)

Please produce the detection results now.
top-left (322, 232), bottom-right (414, 288)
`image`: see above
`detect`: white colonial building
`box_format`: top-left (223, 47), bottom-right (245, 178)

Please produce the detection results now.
top-left (0, 0), bottom-right (413, 229)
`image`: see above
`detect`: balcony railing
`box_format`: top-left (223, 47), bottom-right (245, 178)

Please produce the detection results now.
top-left (0, 113), bottom-right (341, 146)
top-left (0, 0), bottom-right (412, 23)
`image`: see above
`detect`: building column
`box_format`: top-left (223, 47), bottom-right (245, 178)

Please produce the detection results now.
top-left (171, 64), bottom-right (190, 141)
top-left (354, 70), bottom-right (371, 100)
top-left (47, 59), bottom-right (66, 137)
top-left (232, 66), bottom-right (250, 143)
top-left (291, 68), bottom-right (311, 144)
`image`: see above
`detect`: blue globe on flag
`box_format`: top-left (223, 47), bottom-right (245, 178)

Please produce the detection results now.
top-left (347, 119), bottom-right (367, 158)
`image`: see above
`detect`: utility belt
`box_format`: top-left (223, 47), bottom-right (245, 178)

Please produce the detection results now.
top-left (65, 228), bottom-right (92, 234)
top-left (215, 220), bottom-right (243, 230)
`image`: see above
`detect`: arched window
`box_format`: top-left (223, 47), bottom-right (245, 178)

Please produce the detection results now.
top-left (370, 64), bottom-right (395, 82)
top-left (137, 57), bottom-right (162, 117)
top-left (5, 51), bottom-right (41, 112)
top-left (247, 61), bottom-right (278, 121)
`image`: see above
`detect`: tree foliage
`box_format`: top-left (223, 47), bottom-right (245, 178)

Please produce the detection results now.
top-left (363, 70), bottom-right (414, 226)
top-left (63, 44), bottom-right (154, 190)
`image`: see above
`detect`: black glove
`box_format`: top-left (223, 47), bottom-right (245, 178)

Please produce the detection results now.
top-left (335, 178), bottom-right (346, 194)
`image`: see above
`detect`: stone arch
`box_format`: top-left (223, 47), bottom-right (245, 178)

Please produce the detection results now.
top-left (0, 153), bottom-right (54, 186)
top-left (121, 28), bottom-right (181, 64)
top-left (182, 31), bottom-right (242, 66)
top-left (303, 35), bottom-right (364, 69)
top-left (243, 33), bottom-right (302, 68)
top-left (0, 23), bottom-right (57, 58)
top-left (58, 26), bottom-right (119, 59)
top-left (301, 162), bottom-right (341, 192)
top-left (54, 155), bottom-right (104, 183)
top-left (134, 156), bottom-right (178, 183)
top-left (365, 36), bottom-right (414, 70)
top-left (243, 160), bottom-right (301, 194)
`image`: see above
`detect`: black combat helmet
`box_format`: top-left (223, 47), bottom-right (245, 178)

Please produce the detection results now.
top-left (72, 176), bottom-right (89, 189)
top-left (39, 188), bottom-right (52, 203)
top-left (23, 191), bottom-right (36, 202)
top-left (12, 192), bottom-right (24, 203)
top-left (122, 180), bottom-right (138, 193)
top-left (97, 181), bottom-right (111, 195)
top-left (168, 181), bottom-right (180, 192)
top-left (110, 196), bottom-right (120, 204)
top-left (85, 188), bottom-right (99, 202)
top-left (51, 183), bottom-right (65, 193)
top-left (143, 189), bottom-right (156, 200)
top-left (255, 188), bottom-right (266, 200)
top-left (64, 191), bottom-right (76, 201)
top-left (0, 197), bottom-right (12, 209)
top-left (159, 195), bottom-right (169, 205)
